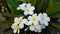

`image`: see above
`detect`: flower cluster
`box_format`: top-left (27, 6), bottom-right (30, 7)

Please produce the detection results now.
top-left (11, 3), bottom-right (50, 34)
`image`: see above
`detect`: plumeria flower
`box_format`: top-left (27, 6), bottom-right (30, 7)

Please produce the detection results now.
top-left (38, 13), bottom-right (50, 26)
top-left (17, 3), bottom-right (26, 10)
top-left (11, 25), bottom-right (20, 34)
top-left (24, 14), bottom-right (40, 31)
top-left (23, 3), bottom-right (35, 15)
top-left (34, 25), bottom-right (42, 33)
top-left (11, 16), bottom-right (28, 33)
top-left (25, 14), bottom-right (39, 25)
top-left (14, 16), bottom-right (28, 28)
top-left (25, 22), bottom-right (42, 32)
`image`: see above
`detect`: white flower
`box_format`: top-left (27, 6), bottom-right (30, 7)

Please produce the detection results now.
top-left (17, 3), bottom-right (26, 10)
top-left (25, 22), bottom-right (42, 32)
top-left (25, 14), bottom-right (39, 25)
top-left (14, 16), bottom-right (28, 28)
top-left (34, 25), bottom-right (42, 33)
top-left (24, 14), bottom-right (41, 31)
top-left (11, 25), bottom-right (20, 34)
top-left (17, 3), bottom-right (35, 15)
top-left (11, 16), bottom-right (28, 33)
top-left (38, 13), bottom-right (50, 26)
top-left (23, 3), bottom-right (35, 15)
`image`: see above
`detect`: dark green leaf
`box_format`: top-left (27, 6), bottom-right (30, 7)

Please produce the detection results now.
top-left (7, 0), bottom-right (23, 15)
top-left (2, 13), bottom-right (23, 18)
top-left (35, 0), bottom-right (44, 13)
top-left (46, 2), bottom-right (60, 15)
top-left (26, 0), bottom-right (36, 6)
top-left (50, 8), bottom-right (60, 18)
top-left (0, 20), bottom-right (13, 24)
top-left (50, 22), bottom-right (60, 29)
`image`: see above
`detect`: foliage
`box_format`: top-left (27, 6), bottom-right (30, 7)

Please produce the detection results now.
top-left (0, 0), bottom-right (60, 34)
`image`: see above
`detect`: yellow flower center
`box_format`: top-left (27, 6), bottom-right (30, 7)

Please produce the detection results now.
top-left (19, 19), bottom-right (23, 24)
top-left (32, 17), bottom-right (36, 21)
top-left (42, 18), bottom-right (44, 20)
top-left (31, 23), bottom-right (34, 26)
top-left (26, 8), bottom-right (30, 12)
top-left (14, 26), bottom-right (19, 30)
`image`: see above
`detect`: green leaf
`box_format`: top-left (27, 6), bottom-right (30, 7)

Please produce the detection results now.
top-left (26, 0), bottom-right (36, 6)
top-left (7, 0), bottom-right (23, 15)
top-left (49, 0), bottom-right (53, 6)
top-left (50, 22), bottom-right (60, 29)
top-left (49, 0), bottom-right (60, 6)
top-left (50, 8), bottom-right (60, 18)
top-left (0, 20), bottom-right (13, 24)
top-left (0, 13), bottom-right (23, 24)
top-left (2, 13), bottom-right (22, 18)
top-left (35, 0), bottom-right (44, 13)
top-left (46, 1), bottom-right (60, 18)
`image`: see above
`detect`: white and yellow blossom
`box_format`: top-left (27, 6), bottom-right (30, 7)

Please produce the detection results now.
top-left (12, 2), bottom-right (51, 33)
top-left (34, 25), bottom-right (42, 33)
top-left (11, 16), bottom-right (28, 33)
top-left (24, 14), bottom-right (41, 31)
top-left (25, 22), bottom-right (42, 32)
top-left (23, 3), bottom-right (35, 15)
top-left (14, 16), bottom-right (28, 28)
top-left (38, 13), bottom-right (50, 26)
top-left (17, 3), bottom-right (26, 10)
top-left (11, 25), bottom-right (20, 34)
top-left (24, 14), bottom-right (39, 26)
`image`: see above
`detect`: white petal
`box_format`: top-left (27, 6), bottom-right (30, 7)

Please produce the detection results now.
top-left (24, 28), bottom-right (28, 31)
top-left (37, 25), bottom-right (41, 28)
top-left (38, 29), bottom-right (41, 33)
top-left (32, 13), bottom-right (37, 17)
top-left (19, 3), bottom-right (26, 10)
top-left (28, 16), bottom-right (32, 20)
top-left (30, 6), bottom-right (35, 10)
top-left (26, 3), bottom-right (31, 7)
top-left (29, 11), bottom-right (33, 15)
top-left (45, 17), bottom-right (50, 22)
top-left (39, 20), bottom-right (44, 24)
top-left (41, 25), bottom-right (46, 29)
top-left (34, 21), bottom-right (38, 25)
top-left (38, 13), bottom-right (42, 20)
top-left (13, 30), bottom-right (17, 33)
top-left (23, 19), bottom-right (28, 24)
top-left (44, 21), bottom-right (48, 26)
top-left (34, 29), bottom-right (37, 32)
top-left (29, 26), bottom-right (34, 31)
top-left (43, 13), bottom-right (47, 17)
top-left (38, 13), bottom-right (42, 16)
top-left (17, 7), bottom-right (21, 10)
top-left (19, 16), bottom-right (23, 19)
top-left (12, 22), bottom-right (19, 26)
top-left (21, 6), bottom-right (26, 10)
top-left (19, 24), bottom-right (24, 29)
top-left (11, 25), bottom-right (14, 29)
top-left (25, 21), bottom-right (32, 25)
top-left (19, 3), bottom-right (26, 7)
top-left (17, 29), bottom-right (20, 34)
top-left (14, 17), bottom-right (19, 23)
top-left (24, 11), bottom-right (28, 15)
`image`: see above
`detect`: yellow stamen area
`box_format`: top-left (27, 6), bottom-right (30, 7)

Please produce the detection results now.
top-left (14, 26), bottom-right (19, 30)
top-left (26, 8), bottom-right (30, 12)
top-left (42, 18), bottom-right (44, 20)
top-left (19, 19), bottom-right (23, 24)
top-left (31, 23), bottom-right (34, 26)
top-left (32, 17), bottom-right (36, 21)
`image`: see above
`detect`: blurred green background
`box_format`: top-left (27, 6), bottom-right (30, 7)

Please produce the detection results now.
top-left (0, 0), bottom-right (60, 34)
